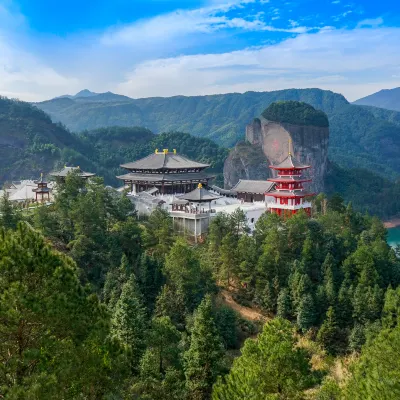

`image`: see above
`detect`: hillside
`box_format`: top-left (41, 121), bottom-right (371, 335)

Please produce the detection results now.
top-left (354, 87), bottom-right (400, 111)
top-left (35, 88), bottom-right (400, 179)
top-left (0, 97), bottom-right (227, 186)
top-left (0, 96), bottom-right (98, 183)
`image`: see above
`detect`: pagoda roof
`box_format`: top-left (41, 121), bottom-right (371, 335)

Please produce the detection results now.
top-left (268, 190), bottom-right (315, 198)
top-left (268, 175), bottom-right (311, 183)
top-left (178, 184), bottom-right (221, 202)
top-left (121, 151), bottom-right (210, 171)
top-left (50, 166), bottom-right (95, 178)
top-left (116, 171), bottom-right (214, 182)
top-left (270, 154), bottom-right (310, 170)
top-left (231, 180), bottom-right (275, 194)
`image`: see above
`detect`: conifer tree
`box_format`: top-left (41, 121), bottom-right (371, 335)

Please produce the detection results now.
top-left (219, 232), bottom-right (238, 287)
top-left (111, 275), bottom-right (148, 372)
top-left (0, 191), bottom-right (19, 229)
top-left (213, 318), bottom-right (313, 400)
top-left (277, 288), bottom-right (292, 320)
top-left (297, 293), bottom-right (316, 332)
top-left (103, 253), bottom-right (130, 311)
top-left (317, 307), bottom-right (342, 355)
top-left (184, 295), bottom-right (224, 400)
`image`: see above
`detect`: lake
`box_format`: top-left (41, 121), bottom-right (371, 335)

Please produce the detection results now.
top-left (388, 227), bottom-right (400, 248)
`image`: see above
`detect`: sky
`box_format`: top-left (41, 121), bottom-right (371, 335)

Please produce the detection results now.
top-left (1, 0), bottom-right (400, 102)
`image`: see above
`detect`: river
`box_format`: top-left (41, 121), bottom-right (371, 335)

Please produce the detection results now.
top-left (388, 227), bottom-right (400, 248)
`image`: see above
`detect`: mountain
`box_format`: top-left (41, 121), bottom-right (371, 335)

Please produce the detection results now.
top-left (35, 88), bottom-right (400, 180)
top-left (353, 88), bottom-right (400, 111)
top-left (0, 97), bottom-right (227, 185)
top-left (53, 89), bottom-right (133, 103)
top-left (0, 96), bottom-right (101, 183)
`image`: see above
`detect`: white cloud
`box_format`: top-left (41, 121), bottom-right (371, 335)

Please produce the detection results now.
top-left (357, 17), bottom-right (384, 28)
top-left (117, 27), bottom-right (400, 101)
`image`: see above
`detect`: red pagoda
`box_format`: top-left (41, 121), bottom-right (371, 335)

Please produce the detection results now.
top-left (266, 145), bottom-right (315, 218)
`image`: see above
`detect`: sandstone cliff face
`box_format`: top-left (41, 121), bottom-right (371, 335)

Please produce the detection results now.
top-left (224, 141), bottom-right (271, 188)
top-left (224, 115), bottom-right (329, 193)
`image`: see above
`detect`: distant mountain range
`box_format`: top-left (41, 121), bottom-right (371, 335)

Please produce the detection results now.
top-left (354, 88), bottom-right (400, 112)
top-left (35, 88), bottom-right (400, 180)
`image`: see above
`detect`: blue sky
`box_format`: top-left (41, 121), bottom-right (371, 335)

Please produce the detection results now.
top-left (1, 0), bottom-right (399, 101)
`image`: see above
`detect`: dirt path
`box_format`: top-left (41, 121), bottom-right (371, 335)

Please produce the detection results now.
top-left (219, 289), bottom-right (267, 322)
top-left (384, 218), bottom-right (400, 228)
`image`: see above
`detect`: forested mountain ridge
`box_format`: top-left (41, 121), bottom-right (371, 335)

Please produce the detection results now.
top-left (35, 88), bottom-right (400, 179)
top-left (354, 87), bottom-right (400, 111)
top-left (0, 97), bottom-right (227, 185)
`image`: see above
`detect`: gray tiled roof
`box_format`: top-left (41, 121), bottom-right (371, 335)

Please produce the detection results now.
top-left (178, 186), bottom-right (221, 202)
top-left (270, 154), bottom-right (310, 169)
top-left (231, 180), bottom-right (275, 194)
top-left (121, 152), bottom-right (210, 170)
top-left (50, 166), bottom-right (95, 178)
top-left (116, 172), bottom-right (215, 182)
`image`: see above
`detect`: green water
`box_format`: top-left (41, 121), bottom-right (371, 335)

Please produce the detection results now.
top-left (388, 227), bottom-right (400, 248)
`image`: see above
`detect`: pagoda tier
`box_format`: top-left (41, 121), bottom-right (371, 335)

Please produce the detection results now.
top-left (117, 149), bottom-right (215, 195)
top-left (266, 153), bottom-right (315, 218)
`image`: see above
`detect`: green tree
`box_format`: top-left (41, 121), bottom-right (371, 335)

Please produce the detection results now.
top-left (0, 191), bottom-right (19, 229)
top-left (277, 288), bottom-right (292, 320)
top-left (0, 223), bottom-right (126, 398)
top-left (164, 238), bottom-right (207, 311)
top-left (143, 208), bottom-right (174, 259)
top-left (184, 295), bottom-right (224, 400)
top-left (317, 307), bottom-right (342, 355)
top-left (297, 294), bottom-right (316, 332)
top-left (111, 275), bottom-right (148, 372)
top-left (213, 318), bottom-right (313, 400)
top-left (219, 233), bottom-right (238, 287)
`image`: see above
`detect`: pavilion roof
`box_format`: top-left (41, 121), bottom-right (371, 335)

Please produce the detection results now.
top-left (50, 166), bottom-right (95, 178)
top-left (178, 184), bottom-right (221, 202)
top-left (121, 151), bottom-right (210, 171)
top-left (270, 154), bottom-right (310, 170)
top-left (116, 171), bottom-right (214, 182)
top-left (231, 180), bottom-right (275, 194)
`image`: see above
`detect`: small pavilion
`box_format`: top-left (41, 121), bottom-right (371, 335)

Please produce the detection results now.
top-left (33, 174), bottom-right (51, 203)
top-left (171, 183), bottom-right (221, 242)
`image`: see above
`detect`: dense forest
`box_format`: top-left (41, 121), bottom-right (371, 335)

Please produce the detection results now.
top-left (1, 171), bottom-right (400, 398)
top-left (261, 101), bottom-right (329, 127)
top-left (35, 88), bottom-right (400, 179)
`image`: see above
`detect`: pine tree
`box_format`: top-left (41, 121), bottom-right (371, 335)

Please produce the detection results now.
top-left (155, 284), bottom-right (187, 329)
top-left (219, 233), bottom-right (238, 287)
top-left (317, 307), bottom-right (342, 355)
top-left (138, 253), bottom-right (164, 312)
top-left (276, 288), bottom-right (292, 319)
top-left (111, 275), bottom-right (148, 372)
top-left (184, 295), bottom-right (224, 400)
top-left (0, 191), bottom-right (19, 229)
top-left (213, 318), bottom-right (313, 400)
top-left (297, 294), bottom-right (316, 332)
top-left (103, 253), bottom-right (130, 311)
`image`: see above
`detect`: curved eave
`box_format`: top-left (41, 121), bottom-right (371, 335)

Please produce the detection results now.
top-left (269, 166), bottom-right (311, 170)
top-left (267, 192), bottom-right (316, 198)
top-left (268, 178), bottom-right (312, 183)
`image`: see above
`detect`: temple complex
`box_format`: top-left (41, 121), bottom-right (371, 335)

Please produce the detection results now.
top-left (117, 149), bottom-right (215, 194)
top-left (266, 150), bottom-right (315, 218)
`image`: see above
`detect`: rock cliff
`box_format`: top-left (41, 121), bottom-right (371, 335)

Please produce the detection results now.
top-left (224, 102), bottom-right (330, 193)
